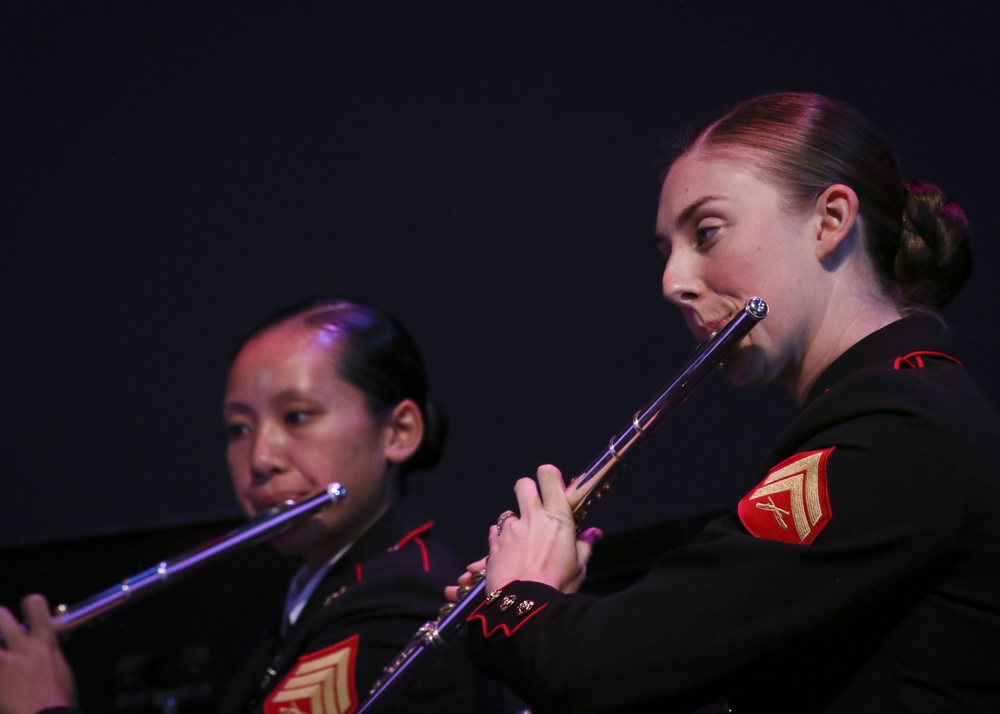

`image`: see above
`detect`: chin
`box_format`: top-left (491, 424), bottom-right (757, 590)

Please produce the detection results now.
top-left (267, 531), bottom-right (307, 556)
top-left (267, 518), bottom-right (328, 557)
top-left (719, 347), bottom-right (771, 388)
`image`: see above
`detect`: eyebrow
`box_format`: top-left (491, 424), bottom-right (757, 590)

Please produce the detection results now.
top-left (678, 195), bottom-right (723, 226)
top-left (655, 194), bottom-right (723, 244)
top-left (223, 388), bottom-right (311, 413)
top-left (222, 402), bottom-right (250, 416)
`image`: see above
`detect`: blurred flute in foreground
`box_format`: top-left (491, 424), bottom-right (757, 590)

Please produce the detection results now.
top-left (357, 296), bottom-right (769, 713)
top-left (6, 482), bottom-right (346, 639)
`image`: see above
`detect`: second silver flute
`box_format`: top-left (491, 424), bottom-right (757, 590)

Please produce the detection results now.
top-left (357, 296), bottom-right (769, 713)
top-left (49, 482), bottom-right (347, 634)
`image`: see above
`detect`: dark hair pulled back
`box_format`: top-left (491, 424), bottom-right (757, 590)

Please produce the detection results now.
top-left (677, 92), bottom-right (971, 311)
top-left (239, 297), bottom-right (446, 476)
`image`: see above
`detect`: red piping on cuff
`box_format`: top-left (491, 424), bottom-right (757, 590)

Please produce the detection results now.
top-left (466, 596), bottom-right (549, 638)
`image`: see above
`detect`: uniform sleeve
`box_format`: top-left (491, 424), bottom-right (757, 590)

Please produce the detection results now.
top-left (465, 374), bottom-right (969, 713)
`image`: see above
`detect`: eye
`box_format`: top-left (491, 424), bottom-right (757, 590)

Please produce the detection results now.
top-left (225, 422), bottom-right (250, 440)
top-left (284, 410), bottom-right (313, 426)
top-left (695, 224), bottom-right (721, 246)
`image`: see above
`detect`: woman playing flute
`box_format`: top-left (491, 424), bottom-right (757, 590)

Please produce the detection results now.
top-left (1, 298), bottom-right (479, 714)
top-left (450, 92), bottom-right (1000, 713)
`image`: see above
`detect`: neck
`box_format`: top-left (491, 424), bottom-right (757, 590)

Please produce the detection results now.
top-left (300, 489), bottom-right (398, 577)
top-left (787, 291), bottom-right (902, 405)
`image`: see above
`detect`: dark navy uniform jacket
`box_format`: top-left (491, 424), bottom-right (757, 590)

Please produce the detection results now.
top-left (465, 316), bottom-right (1000, 713)
top-left (214, 500), bottom-right (478, 714)
top-left (39, 502), bottom-right (479, 714)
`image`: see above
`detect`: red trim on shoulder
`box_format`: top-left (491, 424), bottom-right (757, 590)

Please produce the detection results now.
top-left (355, 564), bottom-right (363, 583)
top-left (466, 596), bottom-right (549, 639)
top-left (412, 537), bottom-right (430, 572)
top-left (394, 521), bottom-right (434, 548)
top-left (390, 522), bottom-right (434, 571)
top-left (738, 447), bottom-right (834, 545)
top-left (893, 350), bottom-right (961, 370)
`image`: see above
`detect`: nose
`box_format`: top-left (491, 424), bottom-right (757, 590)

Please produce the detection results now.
top-left (249, 422), bottom-right (288, 482)
top-left (661, 249), bottom-right (702, 307)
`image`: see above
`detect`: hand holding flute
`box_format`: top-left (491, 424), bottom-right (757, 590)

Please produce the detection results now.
top-left (1, 298), bottom-right (479, 714)
top-left (359, 298), bottom-right (767, 713)
top-left (0, 595), bottom-right (75, 714)
top-left (446, 465), bottom-right (604, 600)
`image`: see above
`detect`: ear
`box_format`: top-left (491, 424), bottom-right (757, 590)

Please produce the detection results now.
top-left (383, 399), bottom-right (425, 465)
top-left (812, 184), bottom-right (860, 263)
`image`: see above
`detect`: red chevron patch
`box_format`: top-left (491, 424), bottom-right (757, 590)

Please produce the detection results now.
top-left (738, 448), bottom-right (834, 545)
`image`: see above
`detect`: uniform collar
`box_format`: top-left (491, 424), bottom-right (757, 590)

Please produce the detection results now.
top-left (337, 498), bottom-right (434, 569)
top-left (803, 314), bottom-right (957, 406)
top-left (284, 540), bottom-right (353, 629)
top-left (284, 499), bottom-right (435, 631)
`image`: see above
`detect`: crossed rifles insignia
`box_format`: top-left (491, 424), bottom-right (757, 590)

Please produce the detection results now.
top-left (738, 447), bottom-right (834, 545)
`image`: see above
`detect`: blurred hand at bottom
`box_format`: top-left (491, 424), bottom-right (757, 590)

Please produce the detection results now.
top-left (0, 594), bottom-right (76, 714)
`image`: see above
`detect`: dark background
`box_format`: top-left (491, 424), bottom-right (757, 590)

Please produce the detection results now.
top-left (2, 1), bottom-right (999, 709)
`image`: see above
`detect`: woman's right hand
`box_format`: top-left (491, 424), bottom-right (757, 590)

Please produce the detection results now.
top-left (445, 464), bottom-right (602, 601)
top-left (0, 594), bottom-right (76, 714)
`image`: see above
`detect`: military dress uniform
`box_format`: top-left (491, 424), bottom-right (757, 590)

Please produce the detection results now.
top-left (465, 316), bottom-right (1000, 713)
top-left (36, 502), bottom-right (478, 714)
top-left (215, 500), bottom-right (478, 714)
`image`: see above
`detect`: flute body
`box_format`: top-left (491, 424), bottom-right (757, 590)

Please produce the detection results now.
top-left (14, 482), bottom-right (348, 636)
top-left (357, 297), bottom-right (768, 712)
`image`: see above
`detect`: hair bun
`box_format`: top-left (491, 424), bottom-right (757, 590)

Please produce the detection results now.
top-left (896, 180), bottom-right (972, 311)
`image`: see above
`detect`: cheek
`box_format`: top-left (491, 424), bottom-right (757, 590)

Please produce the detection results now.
top-left (330, 420), bottom-right (386, 465)
top-left (224, 447), bottom-right (258, 511)
top-left (697, 237), bottom-right (764, 293)
top-left (323, 438), bottom-right (393, 504)
top-left (327, 446), bottom-right (385, 491)
top-left (723, 246), bottom-right (796, 307)
top-left (230, 482), bottom-right (257, 519)
top-left (225, 446), bottom-right (249, 484)
top-left (301, 434), bottom-right (378, 492)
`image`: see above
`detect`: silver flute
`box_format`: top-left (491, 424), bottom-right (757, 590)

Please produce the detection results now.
top-left (357, 297), bottom-right (769, 713)
top-left (5, 482), bottom-right (346, 639)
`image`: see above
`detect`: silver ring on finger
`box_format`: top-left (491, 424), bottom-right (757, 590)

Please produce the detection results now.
top-left (496, 510), bottom-right (515, 536)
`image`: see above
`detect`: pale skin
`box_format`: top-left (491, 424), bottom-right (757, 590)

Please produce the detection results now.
top-left (0, 318), bottom-right (427, 713)
top-left (448, 147), bottom-right (904, 598)
top-left (0, 595), bottom-right (75, 713)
